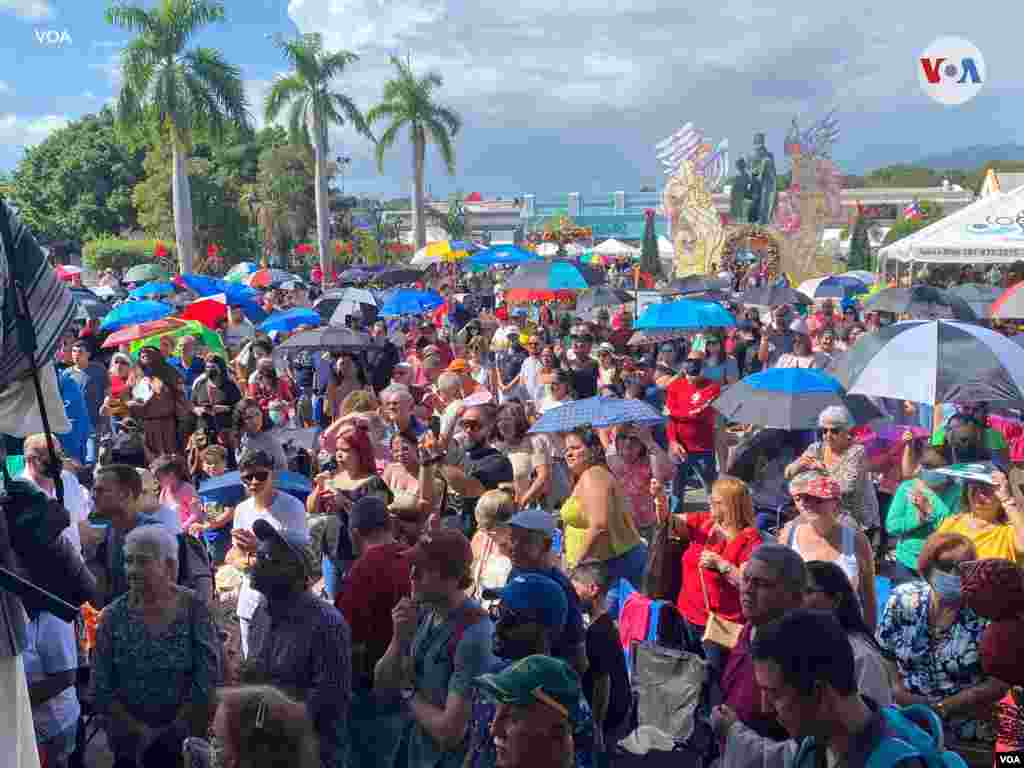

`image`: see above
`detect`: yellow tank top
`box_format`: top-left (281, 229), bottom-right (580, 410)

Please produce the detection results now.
top-left (560, 469), bottom-right (642, 567)
top-left (937, 514), bottom-right (1020, 563)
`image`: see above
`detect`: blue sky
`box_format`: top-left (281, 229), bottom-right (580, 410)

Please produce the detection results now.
top-left (1, 0), bottom-right (1022, 200)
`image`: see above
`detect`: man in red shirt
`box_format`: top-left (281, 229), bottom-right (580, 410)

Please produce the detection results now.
top-left (665, 351), bottom-right (721, 493)
top-left (336, 496), bottom-right (411, 768)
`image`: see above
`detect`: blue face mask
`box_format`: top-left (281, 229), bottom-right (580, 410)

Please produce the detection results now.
top-left (918, 469), bottom-right (948, 489)
top-left (930, 569), bottom-right (962, 603)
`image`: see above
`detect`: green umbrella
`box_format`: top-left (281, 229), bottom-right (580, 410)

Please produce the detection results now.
top-left (125, 264), bottom-right (170, 283)
top-left (129, 319), bottom-right (225, 359)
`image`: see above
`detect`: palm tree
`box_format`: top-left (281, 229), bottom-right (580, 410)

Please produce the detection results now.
top-left (368, 55), bottom-right (461, 250)
top-left (106, 0), bottom-right (251, 274)
top-left (265, 33), bottom-right (372, 280)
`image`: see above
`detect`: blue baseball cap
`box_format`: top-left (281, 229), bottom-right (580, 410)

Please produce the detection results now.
top-left (483, 573), bottom-right (568, 632)
top-left (506, 508), bottom-right (556, 537)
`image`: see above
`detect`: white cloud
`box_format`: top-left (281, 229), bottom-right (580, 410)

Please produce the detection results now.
top-left (0, 0), bottom-right (54, 20)
top-left (0, 113), bottom-right (69, 147)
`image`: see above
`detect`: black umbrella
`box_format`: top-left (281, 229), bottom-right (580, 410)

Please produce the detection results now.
top-left (273, 326), bottom-right (376, 354)
top-left (370, 266), bottom-right (424, 287)
top-left (840, 320), bottom-right (1024, 404)
top-left (665, 275), bottom-right (731, 296)
top-left (577, 286), bottom-right (633, 315)
top-left (503, 260), bottom-right (606, 295)
top-left (739, 283), bottom-right (812, 307)
top-left (74, 297), bottom-right (109, 321)
top-left (862, 286), bottom-right (977, 321)
top-left (947, 284), bottom-right (1000, 318)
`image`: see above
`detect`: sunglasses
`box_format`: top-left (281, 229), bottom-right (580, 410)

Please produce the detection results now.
top-left (241, 470), bottom-right (270, 484)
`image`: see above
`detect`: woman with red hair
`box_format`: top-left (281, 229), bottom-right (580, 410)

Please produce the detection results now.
top-left (308, 422), bottom-right (392, 599)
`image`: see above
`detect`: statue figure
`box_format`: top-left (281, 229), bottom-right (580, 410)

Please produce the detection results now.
top-left (663, 143), bottom-right (725, 276)
top-left (729, 157), bottom-right (751, 223)
top-left (748, 132), bottom-right (777, 225)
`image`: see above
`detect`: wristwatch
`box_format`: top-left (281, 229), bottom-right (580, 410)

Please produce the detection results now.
top-left (934, 700), bottom-right (948, 720)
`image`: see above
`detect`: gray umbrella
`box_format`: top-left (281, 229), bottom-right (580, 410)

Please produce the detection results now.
top-left (862, 286), bottom-right (977, 321)
top-left (947, 283), bottom-right (1000, 319)
top-left (577, 286), bottom-right (633, 316)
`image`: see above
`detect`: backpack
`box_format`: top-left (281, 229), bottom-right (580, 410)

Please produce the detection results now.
top-left (793, 705), bottom-right (968, 768)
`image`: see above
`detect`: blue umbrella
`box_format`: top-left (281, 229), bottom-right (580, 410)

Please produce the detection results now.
top-left (713, 368), bottom-right (882, 429)
top-left (468, 245), bottom-right (542, 268)
top-left (798, 275), bottom-right (868, 300)
top-left (528, 396), bottom-right (665, 434)
top-left (505, 260), bottom-right (605, 292)
top-left (99, 300), bottom-right (174, 332)
top-left (258, 308), bottom-right (322, 334)
top-left (129, 281), bottom-right (176, 299)
top-left (379, 289), bottom-right (444, 317)
top-left (635, 298), bottom-right (735, 330)
top-left (198, 470), bottom-right (313, 507)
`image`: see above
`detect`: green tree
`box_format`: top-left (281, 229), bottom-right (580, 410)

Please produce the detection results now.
top-left (265, 32), bottom-right (372, 279)
top-left (639, 209), bottom-right (660, 277)
top-left (106, 0), bottom-right (252, 273)
top-left (368, 55), bottom-right (461, 249)
top-left (882, 200), bottom-right (945, 246)
top-left (846, 215), bottom-right (871, 271)
top-left (9, 108), bottom-right (145, 243)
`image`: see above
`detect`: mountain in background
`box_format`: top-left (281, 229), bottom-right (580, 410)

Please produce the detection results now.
top-left (914, 144), bottom-right (1024, 171)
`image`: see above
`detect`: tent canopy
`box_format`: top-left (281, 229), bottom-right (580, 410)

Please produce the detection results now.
top-left (879, 184), bottom-right (1024, 266)
top-left (593, 238), bottom-right (638, 256)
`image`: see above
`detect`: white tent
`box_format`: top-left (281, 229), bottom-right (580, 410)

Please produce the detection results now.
top-left (593, 238), bottom-right (639, 257)
top-left (877, 184), bottom-right (1024, 267)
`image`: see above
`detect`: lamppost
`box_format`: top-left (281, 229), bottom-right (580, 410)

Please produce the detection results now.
top-left (247, 192), bottom-right (270, 267)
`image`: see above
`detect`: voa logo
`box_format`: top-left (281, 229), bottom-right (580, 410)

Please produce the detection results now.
top-left (918, 36), bottom-right (985, 106)
top-left (35, 29), bottom-right (73, 46)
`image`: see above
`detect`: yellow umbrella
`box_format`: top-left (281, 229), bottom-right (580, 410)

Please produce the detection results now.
top-left (425, 241), bottom-right (451, 258)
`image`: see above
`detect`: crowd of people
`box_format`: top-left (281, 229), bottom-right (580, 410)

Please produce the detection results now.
top-left (8, 256), bottom-right (1024, 768)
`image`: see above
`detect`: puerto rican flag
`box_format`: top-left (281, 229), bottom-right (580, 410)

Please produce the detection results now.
top-left (903, 200), bottom-right (923, 221)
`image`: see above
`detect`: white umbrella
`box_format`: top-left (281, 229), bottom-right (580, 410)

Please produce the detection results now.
top-left (411, 248), bottom-right (441, 266)
top-left (841, 270), bottom-right (878, 284)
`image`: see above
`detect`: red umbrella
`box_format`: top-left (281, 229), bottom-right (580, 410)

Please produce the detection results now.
top-left (101, 318), bottom-right (186, 348)
top-left (181, 293), bottom-right (228, 329)
top-left (55, 265), bottom-right (82, 281)
top-left (503, 288), bottom-right (576, 303)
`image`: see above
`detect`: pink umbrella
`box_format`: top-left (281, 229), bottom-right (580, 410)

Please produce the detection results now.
top-left (55, 265), bottom-right (82, 281)
top-left (851, 423), bottom-right (929, 460)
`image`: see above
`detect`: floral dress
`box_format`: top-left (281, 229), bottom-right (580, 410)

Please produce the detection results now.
top-left (877, 580), bottom-right (993, 742)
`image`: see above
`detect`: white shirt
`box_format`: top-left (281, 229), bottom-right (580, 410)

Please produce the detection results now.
top-left (234, 491), bottom-right (307, 619)
top-left (20, 469), bottom-right (91, 553)
top-left (23, 611), bottom-right (80, 742)
top-left (518, 356), bottom-right (544, 403)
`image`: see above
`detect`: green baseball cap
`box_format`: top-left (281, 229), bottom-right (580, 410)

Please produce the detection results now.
top-left (474, 655), bottom-right (581, 725)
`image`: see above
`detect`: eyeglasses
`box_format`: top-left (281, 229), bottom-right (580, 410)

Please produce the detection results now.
top-left (241, 470), bottom-right (270, 484)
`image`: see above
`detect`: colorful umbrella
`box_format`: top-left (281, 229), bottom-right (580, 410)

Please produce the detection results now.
top-left (635, 298), bottom-right (735, 330)
top-left (178, 274), bottom-right (266, 323)
top-left (246, 268), bottom-right (296, 289)
top-left (841, 270), bottom-right (878, 285)
top-left (181, 294), bottom-right (229, 329)
top-left (528, 396), bottom-right (664, 434)
top-left (129, 281), bottom-right (176, 299)
top-left (258, 308), bottom-right (322, 334)
top-left (225, 262), bottom-right (258, 282)
top-left (199, 470), bottom-right (311, 507)
top-left (55, 265), bottom-right (82, 281)
top-left (130, 319), bottom-right (225, 359)
top-left (99, 300), bottom-right (174, 332)
top-left (990, 281), bottom-right (1024, 320)
top-left (101, 318), bottom-right (186, 348)
top-left (504, 260), bottom-right (605, 293)
top-left (124, 264), bottom-right (170, 283)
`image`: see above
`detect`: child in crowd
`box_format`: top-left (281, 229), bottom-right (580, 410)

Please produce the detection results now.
top-left (189, 445), bottom-right (235, 566)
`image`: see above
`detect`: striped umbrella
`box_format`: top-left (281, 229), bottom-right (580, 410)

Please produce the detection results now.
top-left (839, 320), bottom-right (1024, 404)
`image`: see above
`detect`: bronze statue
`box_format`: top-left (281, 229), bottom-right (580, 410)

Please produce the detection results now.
top-left (729, 157), bottom-right (751, 223)
top-left (748, 132), bottom-right (777, 225)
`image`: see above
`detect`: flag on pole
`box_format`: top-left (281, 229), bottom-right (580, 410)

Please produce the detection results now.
top-left (903, 200), bottom-right (922, 221)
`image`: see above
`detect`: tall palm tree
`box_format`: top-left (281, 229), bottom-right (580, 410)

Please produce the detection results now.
top-left (368, 55), bottom-right (461, 250)
top-left (106, 0), bottom-right (251, 274)
top-left (265, 33), bottom-right (373, 279)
